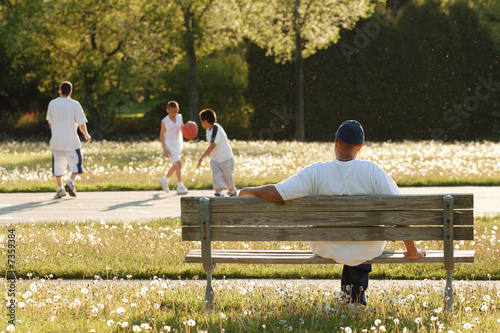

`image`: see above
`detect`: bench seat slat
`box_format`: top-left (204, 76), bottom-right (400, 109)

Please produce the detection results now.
top-left (181, 195), bottom-right (473, 213)
top-left (182, 226), bottom-right (474, 242)
top-left (185, 249), bottom-right (475, 264)
top-left (181, 210), bottom-right (473, 227)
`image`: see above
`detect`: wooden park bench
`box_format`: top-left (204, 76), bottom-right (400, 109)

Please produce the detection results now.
top-left (181, 194), bottom-right (474, 311)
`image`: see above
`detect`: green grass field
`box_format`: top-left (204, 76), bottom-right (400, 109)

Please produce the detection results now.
top-left (1, 140), bottom-right (500, 192)
top-left (0, 216), bottom-right (499, 332)
top-left (1, 216), bottom-right (498, 280)
top-left (1, 140), bottom-right (499, 331)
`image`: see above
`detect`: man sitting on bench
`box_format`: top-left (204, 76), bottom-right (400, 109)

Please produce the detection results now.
top-left (239, 120), bottom-right (426, 305)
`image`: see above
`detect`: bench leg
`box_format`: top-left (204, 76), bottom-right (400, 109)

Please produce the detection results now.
top-left (444, 272), bottom-right (453, 312)
top-left (205, 272), bottom-right (214, 312)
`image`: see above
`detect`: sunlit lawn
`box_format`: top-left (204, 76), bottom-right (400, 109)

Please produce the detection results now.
top-left (0, 216), bottom-right (499, 332)
top-left (1, 217), bottom-right (498, 281)
top-left (1, 140), bottom-right (500, 192)
top-left (1, 277), bottom-right (499, 332)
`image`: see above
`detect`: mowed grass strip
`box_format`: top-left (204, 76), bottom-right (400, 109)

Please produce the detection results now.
top-left (1, 216), bottom-right (498, 280)
top-left (1, 277), bottom-right (499, 332)
top-left (1, 140), bottom-right (500, 192)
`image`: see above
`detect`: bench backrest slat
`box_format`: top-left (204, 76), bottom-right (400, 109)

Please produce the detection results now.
top-left (181, 210), bottom-right (473, 227)
top-left (181, 195), bottom-right (473, 213)
top-left (182, 226), bottom-right (474, 242)
top-left (181, 194), bottom-right (474, 243)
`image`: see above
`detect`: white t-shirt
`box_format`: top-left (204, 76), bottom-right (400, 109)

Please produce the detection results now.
top-left (162, 114), bottom-right (183, 152)
top-left (205, 124), bottom-right (233, 162)
top-left (275, 159), bottom-right (401, 266)
top-left (46, 97), bottom-right (88, 150)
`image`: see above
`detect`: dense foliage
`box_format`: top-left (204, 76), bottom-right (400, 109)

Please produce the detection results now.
top-left (247, 0), bottom-right (500, 141)
top-left (0, 0), bottom-right (499, 141)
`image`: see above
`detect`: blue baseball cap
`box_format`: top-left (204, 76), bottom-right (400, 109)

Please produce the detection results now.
top-left (335, 120), bottom-right (364, 145)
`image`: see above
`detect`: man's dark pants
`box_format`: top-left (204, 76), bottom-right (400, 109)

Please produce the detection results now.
top-left (341, 263), bottom-right (372, 305)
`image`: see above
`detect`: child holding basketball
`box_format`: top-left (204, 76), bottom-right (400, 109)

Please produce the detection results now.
top-left (197, 108), bottom-right (236, 196)
top-left (157, 101), bottom-right (188, 195)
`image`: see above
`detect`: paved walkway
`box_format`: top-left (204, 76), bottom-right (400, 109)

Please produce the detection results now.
top-left (0, 187), bottom-right (498, 223)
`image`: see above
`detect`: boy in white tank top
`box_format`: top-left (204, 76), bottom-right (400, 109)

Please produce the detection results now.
top-left (157, 101), bottom-right (188, 195)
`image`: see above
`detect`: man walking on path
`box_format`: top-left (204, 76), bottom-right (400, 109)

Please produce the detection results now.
top-left (240, 120), bottom-right (425, 305)
top-left (46, 81), bottom-right (91, 198)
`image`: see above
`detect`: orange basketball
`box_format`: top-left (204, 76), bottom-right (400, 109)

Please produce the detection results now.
top-left (182, 121), bottom-right (198, 139)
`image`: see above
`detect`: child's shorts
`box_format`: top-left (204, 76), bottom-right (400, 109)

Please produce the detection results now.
top-left (52, 149), bottom-right (83, 176)
top-left (165, 142), bottom-right (182, 163)
top-left (210, 158), bottom-right (235, 189)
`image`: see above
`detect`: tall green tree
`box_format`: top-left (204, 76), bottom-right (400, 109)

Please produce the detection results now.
top-left (241, 0), bottom-right (377, 141)
top-left (2, 0), bottom-right (180, 136)
top-left (166, 0), bottom-right (242, 122)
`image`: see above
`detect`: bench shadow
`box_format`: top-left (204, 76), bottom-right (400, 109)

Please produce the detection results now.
top-left (102, 193), bottom-right (163, 212)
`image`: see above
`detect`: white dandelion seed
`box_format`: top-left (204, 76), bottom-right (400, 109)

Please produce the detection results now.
top-left (116, 307), bottom-right (126, 315)
top-left (187, 319), bottom-right (196, 326)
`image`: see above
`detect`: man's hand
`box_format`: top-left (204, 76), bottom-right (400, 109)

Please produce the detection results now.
top-left (84, 133), bottom-right (91, 143)
top-left (163, 149), bottom-right (170, 158)
top-left (403, 241), bottom-right (426, 259)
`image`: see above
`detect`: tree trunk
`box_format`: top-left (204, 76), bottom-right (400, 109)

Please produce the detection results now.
top-left (293, 0), bottom-right (305, 141)
top-left (184, 6), bottom-right (198, 126)
top-left (187, 40), bottom-right (198, 123)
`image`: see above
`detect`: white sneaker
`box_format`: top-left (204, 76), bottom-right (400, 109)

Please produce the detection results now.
top-left (177, 185), bottom-right (188, 195)
top-left (157, 177), bottom-right (170, 192)
top-left (65, 182), bottom-right (77, 197)
top-left (214, 192), bottom-right (224, 197)
top-left (227, 189), bottom-right (237, 196)
top-left (55, 188), bottom-right (67, 199)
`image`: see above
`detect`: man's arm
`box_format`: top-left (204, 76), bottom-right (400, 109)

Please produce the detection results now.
top-left (197, 142), bottom-right (216, 168)
top-left (78, 123), bottom-right (91, 143)
top-left (403, 241), bottom-right (426, 259)
top-left (239, 185), bottom-right (284, 202)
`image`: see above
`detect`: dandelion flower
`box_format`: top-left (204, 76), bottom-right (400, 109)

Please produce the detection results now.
top-left (374, 319), bottom-right (382, 326)
top-left (18, 302), bottom-right (25, 308)
top-left (163, 326), bottom-right (171, 332)
top-left (6, 324), bottom-right (15, 332)
top-left (107, 320), bottom-right (115, 326)
top-left (81, 287), bottom-right (89, 294)
top-left (116, 307), bottom-right (126, 315)
top-left (131, 303), bottom-right (137, 307)
top-left (187, 319), bottom-right (196, 326)
top-left (122, 322), bottom-right (129, 328)
top-left (132, 325), bottom-right (141, 332)
top-left (345, 328), bottom-right (352, 333)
